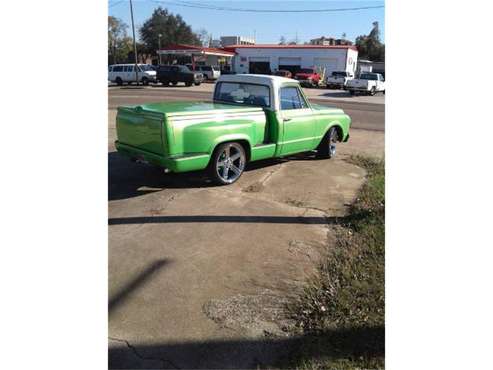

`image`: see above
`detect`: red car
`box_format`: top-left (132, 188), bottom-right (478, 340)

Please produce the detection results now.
top-left (294, 68), bottom-right (321, 87)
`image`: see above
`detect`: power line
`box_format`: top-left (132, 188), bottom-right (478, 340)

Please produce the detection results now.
top-left (150, 0), bottom-right (384, 13)
top-left (109, 0), bottom-right (126, 9)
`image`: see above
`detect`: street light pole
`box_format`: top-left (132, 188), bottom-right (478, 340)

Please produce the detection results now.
top-left (129, 0), bottom-right (139, 85)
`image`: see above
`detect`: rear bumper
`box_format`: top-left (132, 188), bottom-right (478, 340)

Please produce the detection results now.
top-left (115, 141), bottom-right (210, 172)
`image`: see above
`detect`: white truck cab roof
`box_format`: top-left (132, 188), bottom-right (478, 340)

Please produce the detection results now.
top-left (216, 74), bottom-right (305, 111)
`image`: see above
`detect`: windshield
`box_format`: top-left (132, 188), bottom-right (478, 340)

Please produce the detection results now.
top-left (214, 82), bottom-right (270, 108)
top-left (139, 65), bottom-right (155, 72)
top-left (298, 69), bottom-right (314, 74)
top-left (360, 73), bottom-right (378, 80)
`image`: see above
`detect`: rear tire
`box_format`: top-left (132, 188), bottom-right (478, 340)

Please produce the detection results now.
top-left (209, 142), bottom-right (246, 185)
top-left (317, 127), bottom-right (339, 159)
top-left (185, 82), bottom-right (192, 87)
top-left (171, 81), bottom-right (178, 86)
top-left (115, 77), bottom-right (123, 86)
top-left (349, 90), bottom-right (355, 95)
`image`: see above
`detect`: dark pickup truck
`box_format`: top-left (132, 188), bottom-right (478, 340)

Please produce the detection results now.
top-left (156, 65), bottom-right (204, 86)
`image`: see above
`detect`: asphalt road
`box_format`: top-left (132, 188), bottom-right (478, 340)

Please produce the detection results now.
top-left (108, 86), bottom-right (385, 132)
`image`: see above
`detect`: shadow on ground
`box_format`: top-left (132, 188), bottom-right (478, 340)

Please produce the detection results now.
top-left (109, 259), bottom-right (171, 314)
top-left (109, 326), bottom-right (384, 369)
top-left (320, 91), bottom-right (352, 98)
top-left (108, 151), bottom-right (324, 201)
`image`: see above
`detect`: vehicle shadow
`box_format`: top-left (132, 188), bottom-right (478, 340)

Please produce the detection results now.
top-left (109, 325), bottom-right (384, 369)
top-left (319, 91), bottom-right (352, 98)
top-left (108, 152), bottom-right (214, 201)
top-left (108, 151), bottom-right (323, 201)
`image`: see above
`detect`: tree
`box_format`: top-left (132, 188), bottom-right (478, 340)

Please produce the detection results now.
top-left (196, 28), bottom-right (211, 47)
top-left (355, 22), bottom-right (385, 62)
top-left (139, 7), bottom-right (201, 54)
top-left (342, 32), bottom-right (347, 39)
top-left (108, 16), bottom-right (129, 64)
top-left (279, 36), bottom-right (286, 45)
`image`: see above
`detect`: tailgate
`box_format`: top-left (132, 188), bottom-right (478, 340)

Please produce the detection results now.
top-left (116, 107), bottom-right (165, 155)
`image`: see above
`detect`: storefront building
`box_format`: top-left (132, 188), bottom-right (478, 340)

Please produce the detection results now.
top-left (223, 44), bottom-right (358, 76)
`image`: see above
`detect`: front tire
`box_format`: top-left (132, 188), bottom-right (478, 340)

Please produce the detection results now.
top-left (349, 90), bottom-right (355, 95)
top-left (317, 127), bottom-right (339, 159)
top-left (369, 87), bottom-right (376, 96)
top-left (209, 142), bottom-right (246, 185)
top-left (115, 77), bottom-right (123, 86)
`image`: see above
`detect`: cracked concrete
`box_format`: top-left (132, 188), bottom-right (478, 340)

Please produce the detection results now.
top-left (108, 109), bottom-right (384, 369)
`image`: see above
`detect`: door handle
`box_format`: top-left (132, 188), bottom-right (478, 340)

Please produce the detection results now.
top-left (283, 118), bottom-right (292, 122)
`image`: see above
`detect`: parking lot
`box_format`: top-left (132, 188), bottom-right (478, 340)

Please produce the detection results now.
top-left (108, 80), bottom-right (385, 105)
top-left (108, 86), bottom-right (384, 368)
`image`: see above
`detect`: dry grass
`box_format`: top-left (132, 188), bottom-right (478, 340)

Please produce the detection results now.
top-left (282, 155), bottom-right (385, 369)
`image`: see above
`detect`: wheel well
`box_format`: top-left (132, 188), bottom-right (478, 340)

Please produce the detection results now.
top-left (212, 139), bottom-right (251, 162)
top-left (327, 125), bottom-right (344, 142)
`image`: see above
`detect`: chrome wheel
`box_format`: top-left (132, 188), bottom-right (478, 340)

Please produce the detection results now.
top-left (329, 128), bottom-right (338, 157)
top-left (215, 143), bottom-right (246, 184)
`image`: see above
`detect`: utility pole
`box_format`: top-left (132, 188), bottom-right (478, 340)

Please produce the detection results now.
top-left (158, 34), bottom-right (162, 65)
top-left (129, 0), bottom-right (139, 85)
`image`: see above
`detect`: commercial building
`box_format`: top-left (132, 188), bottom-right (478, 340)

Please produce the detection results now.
top-left (223, 44), bottom-right (358, 76)
top-left (157, 44), bottom-right (235, 67)
top-left (309, 36), bottom-right (353, 46)
top-left (220, 36), bottom-right (256, 47)
top-left (357, 59), bottom-right (385, 77)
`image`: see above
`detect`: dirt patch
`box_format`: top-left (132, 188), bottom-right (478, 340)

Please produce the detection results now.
top-left (242, 181), bottom-right (264, 193)
top-left (203, 290), bottom-right (296, 338)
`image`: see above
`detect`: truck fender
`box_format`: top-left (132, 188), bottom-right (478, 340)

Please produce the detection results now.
top-left (317, 124), bottom-right (344, 147)
top-left (209, 134), bottom-right (253, 160)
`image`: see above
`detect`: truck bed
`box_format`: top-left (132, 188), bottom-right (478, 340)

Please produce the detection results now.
top-left (116, 101), bottom-right (269, 171)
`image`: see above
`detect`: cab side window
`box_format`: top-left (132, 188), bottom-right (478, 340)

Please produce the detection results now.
top-left (280, 87), bottom-right (308, 110)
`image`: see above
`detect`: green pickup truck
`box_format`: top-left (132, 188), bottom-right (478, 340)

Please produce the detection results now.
top-left (115, 74), bottom-right (351, 185)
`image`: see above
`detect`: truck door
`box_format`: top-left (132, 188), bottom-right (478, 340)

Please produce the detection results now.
top-left (279, 86), bottom-right (316, 155)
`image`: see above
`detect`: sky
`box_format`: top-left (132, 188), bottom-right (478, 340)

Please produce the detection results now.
top-left (108, 0), bottom-right (385, 44)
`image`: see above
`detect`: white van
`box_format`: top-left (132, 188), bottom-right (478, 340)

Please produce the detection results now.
top-left (108, 64), bottom-right (157, 85)
top-left (187, 65), bottom-right (221, 80)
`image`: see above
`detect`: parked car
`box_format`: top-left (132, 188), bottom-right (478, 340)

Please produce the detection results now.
top-left (108, 64), bottom-right (157, 85)
top-left (346, 72), bottom-right (385, 95)
top-left (326, 71), bottom-right (354, 89)
top-left (274, 69), bottom-right (293, 78)
top-left (294, 68), bottom-right (321, 87)
top-left (115, 74), bottom-right (351, 185)
top-left (195, 65), bottom-right (221, 80)
top-left (156, 65), bottom-right (204, 86)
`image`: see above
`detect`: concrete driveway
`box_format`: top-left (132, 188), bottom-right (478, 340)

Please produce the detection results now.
top-left (108, 110), bottom-right (384, 368)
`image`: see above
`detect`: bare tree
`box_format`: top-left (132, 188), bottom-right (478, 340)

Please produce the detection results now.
top-left (196, 28), bottom-right (211, 47)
